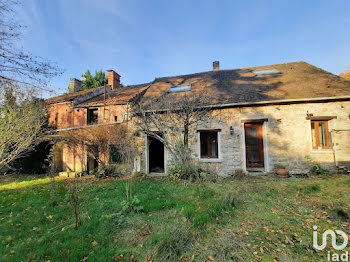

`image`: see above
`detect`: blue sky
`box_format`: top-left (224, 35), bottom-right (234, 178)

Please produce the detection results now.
top-left (19, 0), bottom-right (350, 97)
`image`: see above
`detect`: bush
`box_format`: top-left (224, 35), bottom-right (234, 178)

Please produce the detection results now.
top-left (168, 161), bottom-right (205, 181)
top-left (95, 163), bottom-right (124, 179)
top-left (120, 195), bottom-right (144, 213)
top-left (310, 164), bottom-right (329, 175)
top-left (305, 155), bottom-right (329, 175)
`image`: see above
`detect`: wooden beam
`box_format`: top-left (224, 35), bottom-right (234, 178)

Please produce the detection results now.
top-left (196, 129), bottom-right (222, 132)
top-left (241, 118), bottom-right (268, 123)
top-left (306, 116), bottom-right (337, 120)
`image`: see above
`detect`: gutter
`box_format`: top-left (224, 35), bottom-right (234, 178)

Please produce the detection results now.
top-left (73, 84), bottom-right (152, 108)
top-left (74, 101), bottom-right (129, 108)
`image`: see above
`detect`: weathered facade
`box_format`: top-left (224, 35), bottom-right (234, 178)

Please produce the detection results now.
top-left (46, 70), bottom-right (148, 173)
top-left (46, 62), bottom-right (350, 176)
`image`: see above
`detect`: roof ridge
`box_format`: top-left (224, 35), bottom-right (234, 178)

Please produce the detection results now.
top-left (46, 85), bottom-right (108, 102)
top-left (154, 61), bottom-right (306, 81)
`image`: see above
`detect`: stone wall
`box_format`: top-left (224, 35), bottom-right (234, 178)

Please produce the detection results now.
top-left (139, 100), bottom-right (350, 176)
top-left (67, 78), bottom-right (83, 94)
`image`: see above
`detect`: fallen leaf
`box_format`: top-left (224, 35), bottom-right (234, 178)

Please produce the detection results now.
top-left (92, 240), bottom-right (98, 247)
top-left (80, 257), bottom-right (88, 262)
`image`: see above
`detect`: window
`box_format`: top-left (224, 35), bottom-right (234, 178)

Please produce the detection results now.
top-left (311, 120), bottom-right (331, 149)
top-left (109, 146), bottom-right (122, 163)
top-left (168, 85), bottom-right (191, 92)
top-left (114, 115), bottom-right (118, 122)
top-left (200, 131), bottom-right (218, 158)
top-left (252, 68), bottom-right (280, 76)
top-left (87, 108), bottom-right (98, 125)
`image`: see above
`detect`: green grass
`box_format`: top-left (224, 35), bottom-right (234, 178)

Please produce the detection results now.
top-left (0, 175), bottom-right (350, 261)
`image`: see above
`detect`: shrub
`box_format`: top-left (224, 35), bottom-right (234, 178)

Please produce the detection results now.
top-left (66, 180), bottom-right (83, 229)
top-left (305, 155), bottom-right (329, 175)
top-left (168, 161), bottom-right (204, 181)
top-left (310, 164), bottom-right (329, 175)
top-left (120, 195), bottom-right (144, 213)
top-left (95, 163), bottom-right (124, 179)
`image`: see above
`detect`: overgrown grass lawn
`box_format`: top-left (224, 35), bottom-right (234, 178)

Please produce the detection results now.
top-left (1, 175), bottom-right (350, 261)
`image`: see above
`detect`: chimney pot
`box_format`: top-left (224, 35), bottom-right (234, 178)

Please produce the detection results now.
top-left (107, 70), bottom-right (121, 90)
top-left (213, 61), bottom-right (220, 71)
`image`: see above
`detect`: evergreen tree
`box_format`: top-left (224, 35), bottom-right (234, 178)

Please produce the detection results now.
top-left (81, 70), bottom-right (108, 90)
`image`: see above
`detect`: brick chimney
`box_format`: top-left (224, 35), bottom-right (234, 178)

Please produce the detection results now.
top-left (107, 70), bottom-right (120, 90)
top-left (67, 78), bottom-right (83, 93)
top-left (213, 61), bottom-right (220, 71)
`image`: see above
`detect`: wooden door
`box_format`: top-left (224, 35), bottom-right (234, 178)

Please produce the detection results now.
top-left (245, 123), bottom-right (264, 168)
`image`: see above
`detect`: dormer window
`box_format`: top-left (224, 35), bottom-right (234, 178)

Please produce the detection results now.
top-left (168, 85), bottom-right (191, 92)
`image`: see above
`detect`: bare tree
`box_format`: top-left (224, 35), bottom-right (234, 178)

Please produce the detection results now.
top-left (0, 87), bottom-right (47, 171)
top-left (0, 0), bottom-right (62, 172)
top-left (132, 91), bottom-right (213, 165)
top-left (0, 0), bottom-right (61, 87)
top-left (58, 124), bottom-right (139, 175)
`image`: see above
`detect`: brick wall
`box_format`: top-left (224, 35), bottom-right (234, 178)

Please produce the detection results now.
top-left (47, 102), bottom-right (87, 129)
top-left (97, 104), bottom-right (129, 124)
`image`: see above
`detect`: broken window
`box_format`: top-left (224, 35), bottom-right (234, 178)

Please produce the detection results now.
top-left (311, 120), bottom-right (331, 149)
top-left (200, 131), bottom-right (218, 158)
top-left (87, 108), bottom-right (98, 125)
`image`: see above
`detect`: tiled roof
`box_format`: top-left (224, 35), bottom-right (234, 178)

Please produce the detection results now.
top-left (46, 86), bottom-right (107, 105)
top-left (76, 83), bottom-right (150, 106)
top-left (140, 61), bottom-right (350, 108)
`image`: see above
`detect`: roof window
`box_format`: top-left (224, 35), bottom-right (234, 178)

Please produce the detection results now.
top-left (168, 85), bottom-right (191, 92)
top-left (253, 69), bottom-right (280, 76)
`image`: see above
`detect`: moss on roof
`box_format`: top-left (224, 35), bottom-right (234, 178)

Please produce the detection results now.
top-left (76, 83), bottom-right (150, 106)
top-left (46, 86), bottom-right (107, 105)
top-left (140, 61), bottom-right (350, 107)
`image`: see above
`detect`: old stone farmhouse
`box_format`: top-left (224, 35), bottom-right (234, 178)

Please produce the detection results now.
top-left (46, 61), bottom-right (350, 176)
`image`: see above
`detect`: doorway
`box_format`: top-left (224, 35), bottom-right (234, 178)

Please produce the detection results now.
top-left (87, 149), bottom-right (98, 174)
top-left (148, 135), bottom-right (165, 173)
top-left (245, 123), bottom-right (264, 168)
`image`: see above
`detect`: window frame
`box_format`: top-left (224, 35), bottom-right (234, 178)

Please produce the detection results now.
top-left (198, 130), bottom-right (221, 161)
top-left (311, 120), bottom-right (331, 150)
